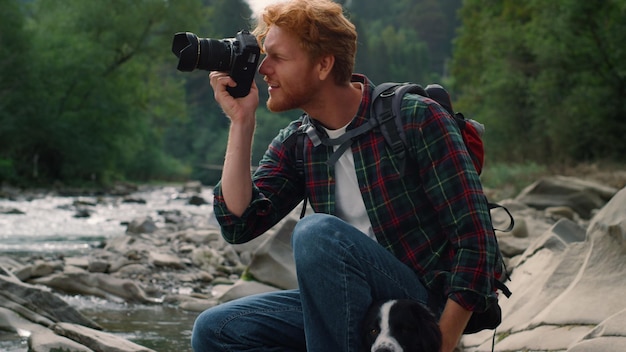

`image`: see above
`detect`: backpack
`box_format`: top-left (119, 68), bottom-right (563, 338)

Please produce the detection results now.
top-left (286, 81), bottom-right (513, 334)
top-left (372, 82), bottom-right (486, 177)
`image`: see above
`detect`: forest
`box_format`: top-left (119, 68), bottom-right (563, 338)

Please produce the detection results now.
top-left (0, 0), bottom-right (624, 187)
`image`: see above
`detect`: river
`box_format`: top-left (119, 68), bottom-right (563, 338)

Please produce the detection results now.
top-left (0, 185), bottom-right (216, 352)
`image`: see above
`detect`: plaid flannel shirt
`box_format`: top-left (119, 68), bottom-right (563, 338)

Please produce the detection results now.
top-left (213, 74), bottom-right (498, 312)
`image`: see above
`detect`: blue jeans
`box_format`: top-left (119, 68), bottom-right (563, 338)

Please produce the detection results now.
top-left (191, 213), bottom-right (431, 352)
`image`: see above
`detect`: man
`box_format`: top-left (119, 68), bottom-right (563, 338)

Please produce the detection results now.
top-left (191, 0), bottom-right (499, 351)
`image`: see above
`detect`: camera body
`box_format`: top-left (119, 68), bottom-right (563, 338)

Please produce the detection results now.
top-left (172, 30), bottom-right (260, 98)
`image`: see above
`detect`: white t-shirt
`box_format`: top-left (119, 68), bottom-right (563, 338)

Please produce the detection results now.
top-left (323, 125), bottom-right (377, 241)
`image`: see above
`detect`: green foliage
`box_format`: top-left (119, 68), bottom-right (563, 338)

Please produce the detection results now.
top-left (452, 0), bottom-right (626, 165)
top-left (1, 0), bottom-right (203, 185)
top-left (3, 0), bottom-right (622, 188)
top-left (480, 161), bottom-right (547, 200)
top-left (0, 0), bottom-right (35, 183)
top-left (356, 23), bottom-right (432, 84)
top-left (0, 158), bottom-right (16, 182)
top-left (349, 0), bottom-right (461, 83)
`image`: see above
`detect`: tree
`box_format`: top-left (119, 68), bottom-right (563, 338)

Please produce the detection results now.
top-left (527, 0), bottom-right (626, 161)
top-left (451, 0), bottom-right (626, 164)
top-left (3, 0), bottom-right (202, 184)
top-left (0, 0), bottom-right (36, 182)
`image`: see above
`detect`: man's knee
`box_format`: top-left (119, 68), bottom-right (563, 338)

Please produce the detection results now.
top-left (292, 214), bottom-right (360, 272)
top-left (292, 213), bottom-right (341, 247)
top-left (190, 308), bottom-right (222, 352)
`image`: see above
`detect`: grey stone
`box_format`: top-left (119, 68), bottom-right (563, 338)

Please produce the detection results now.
top-left (216, 279), bottom-right (280, 304)
top-left (246, 216), bottom-right (298, 290)
top-left (515, 176), bottom-right (617, 219)
top-left (463, 185), bottom-right (626, 351)
top-left (52, 322), bottom-right (156, 352)
top-left (29, 328), bottom-right (96, 352)
top-left (149, 251), bottom-right (186, 269)
top-left (0, 275), bottom-right (100, 329)
top-left (126, 216), bottom-right (157, 234)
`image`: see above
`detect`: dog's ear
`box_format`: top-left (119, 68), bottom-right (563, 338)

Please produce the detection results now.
top-left (410, 303), bottom-right (442, 352)
top-left (361, 302), bottom-right (382, 352)
top-left (362, 325), bottom-right (380, 352)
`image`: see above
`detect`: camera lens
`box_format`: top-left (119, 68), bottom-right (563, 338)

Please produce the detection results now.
top-left (172, 32), bottom-right (233, 72)
top-left (197, 38), bottom-right (232, 71)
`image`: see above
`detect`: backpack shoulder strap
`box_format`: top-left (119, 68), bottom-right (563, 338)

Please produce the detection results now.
top-left (488, 202), bottom-right (515, 233)
top-left (284, 114), bottom-right (314, 218)
top-left (371, 82), bottom-right (427, 177)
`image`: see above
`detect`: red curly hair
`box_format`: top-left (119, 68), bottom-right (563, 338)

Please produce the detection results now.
top-left (253, 0), bottom-right (357, 84)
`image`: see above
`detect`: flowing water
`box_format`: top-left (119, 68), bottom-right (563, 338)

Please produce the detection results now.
top-left (0, 185), bottom-right (215, 351)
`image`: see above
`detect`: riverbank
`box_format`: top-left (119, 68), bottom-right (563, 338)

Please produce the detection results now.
top-left (1, 182), bottom-right (217, 351)
top-left (1, 166), bottom-right (626, 351)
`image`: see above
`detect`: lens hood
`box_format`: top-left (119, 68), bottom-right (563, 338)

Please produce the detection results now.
top-left (172, 32), bottom-right (200, 72)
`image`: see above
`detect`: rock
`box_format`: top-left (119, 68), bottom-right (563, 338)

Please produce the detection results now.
top-left (568, 337), bottom-right (626, 352)
top-left (178, 296), bottom-right (218, 312)
top-left (29, 328), bottom-right (96, 352)
top-left (216, 279), bottom-right (280, 304)
top-left (245, 216), bottom-right (299, 290)
top-left (182, 229), bottom-right (223, 245)
top-left (188, 195), bottom-right (208, 206)
top-left (496, 234), bottom-right (528, 257)
top-left (53, 322), bottom-right (156, 352)
top-left (113, 263), bottom-right (152, 277)
top-left (13, 259), bottom-right (63, 280)
top-left (87, 259), bottom-right (110, 273)
top-left (126, 216), bottom-right (157, 234)
top-left (545, 205), bottom-right (579, 221)
top-left (0, 306), bottom-right (52, 337)
top-left (149, 251), bottom-right (185, 269)
top-left (122, 197), bottom-right (147, 204)
top-left (0, 274), bottom-right (100, 329)
top-left (64, 256), bottom-right (90, 269)
top-left (73, 207), bottom-right (93, 218)
top-left (587, 185), bottom-right (626, 248)
top-left (29, 271), bottom-right (164, 304)
top-left (515, 176), bottom-right (617, 219)
top-left (191, 247), bottom-right (225, 273)
top-left (463, 186), bottom-right (626, 351)
top-left (182, 181), bottom-right (203, 194)
top-left (2, 307), bottom-right (97, 352)
top-left (106, 182), bottom-right (139, 196)
top-left (0, 206), bottom-right (25, 214)
top-left (0, 256), bottom-right (25, 273)
top-left (569, 308), bottom-right (626, 351)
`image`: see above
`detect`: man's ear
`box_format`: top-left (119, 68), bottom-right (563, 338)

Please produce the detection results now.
top-left (317, 54), bottom-right (335, 81)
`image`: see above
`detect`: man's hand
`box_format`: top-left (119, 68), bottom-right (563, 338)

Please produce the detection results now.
top-left (438, 298), bottom-right (472, 352)
top-left (209, 71), bottom-right (259, 124)
top-left (208, 71), bottom-right (259, 217)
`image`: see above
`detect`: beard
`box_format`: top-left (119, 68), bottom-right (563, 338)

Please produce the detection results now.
top-left (266, 86), bottom-right (309, 113)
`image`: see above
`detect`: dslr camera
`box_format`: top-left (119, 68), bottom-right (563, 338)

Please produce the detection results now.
top-left (171, 30), bottom-right (260, 98)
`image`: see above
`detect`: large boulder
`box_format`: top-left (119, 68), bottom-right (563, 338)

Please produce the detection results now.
top-left (245, 216), bottom-right (298, 290)
top-left (52, 322), bottom-right (156, 352)
top-left (210, 212), bottom-right (300, 303)
top-left (515, 176), bottom-right (617, 219)
top-left (0, 273), bottom-right (100, 329)
top-left (465, 185), bottom-right (626, 351)
top-left (29, 269), bottom-right (164, 304)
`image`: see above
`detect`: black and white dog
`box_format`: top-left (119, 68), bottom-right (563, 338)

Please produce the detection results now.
top-left (361, 299), bottom-right (442, 352)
